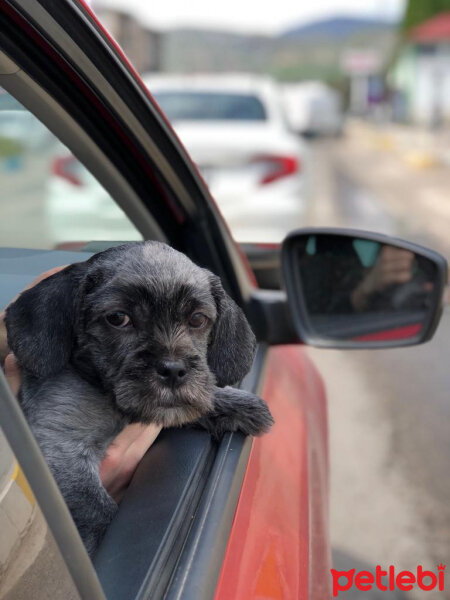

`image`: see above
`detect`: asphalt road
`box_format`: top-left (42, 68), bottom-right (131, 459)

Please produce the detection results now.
top-left (305, 137), bottom-right (450, 599)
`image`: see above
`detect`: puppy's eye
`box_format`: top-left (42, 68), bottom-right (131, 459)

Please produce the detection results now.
top-left (106, 312), bottom-right (131, 329)
top-left (188, 312), bottom-right (208, 328)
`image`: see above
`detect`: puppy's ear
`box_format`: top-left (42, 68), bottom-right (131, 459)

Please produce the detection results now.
top-left (208, 274), bottom-right (256, 387)
top-left (5, 263), bottom-right (86, 378)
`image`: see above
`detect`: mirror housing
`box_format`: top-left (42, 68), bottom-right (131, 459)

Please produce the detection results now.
top-left (281, 228), bottom-right (447, 349)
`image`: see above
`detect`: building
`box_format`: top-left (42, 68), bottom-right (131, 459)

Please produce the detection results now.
top-left (389, 12), bottom-right (450, 125)
top-left (93, 6), bottom-right (161, 74)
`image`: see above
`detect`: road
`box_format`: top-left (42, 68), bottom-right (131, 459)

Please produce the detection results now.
top-left (305, 133), bottom-right (450, 598)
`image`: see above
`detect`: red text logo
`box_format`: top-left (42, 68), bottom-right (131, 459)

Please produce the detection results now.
top-left (331, 564), bottom-right (445, 597)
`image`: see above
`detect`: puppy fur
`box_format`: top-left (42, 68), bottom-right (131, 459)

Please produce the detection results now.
top-left (5, 242), bottom-right (273, 555)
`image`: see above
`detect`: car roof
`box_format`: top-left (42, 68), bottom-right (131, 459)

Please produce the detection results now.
top-left (143, 73), bottom-right (278, 95)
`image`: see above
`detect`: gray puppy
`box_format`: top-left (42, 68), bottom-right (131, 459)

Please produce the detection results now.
top-left (5, 241), bottom-right (273, 555)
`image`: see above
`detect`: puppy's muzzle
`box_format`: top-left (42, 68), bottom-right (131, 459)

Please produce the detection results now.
top-left (156, 359), bottom-right (187, 388)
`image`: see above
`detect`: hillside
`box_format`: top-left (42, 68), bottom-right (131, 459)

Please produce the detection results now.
top-left (162, 28), bottom-right (272, 74)
top-left (280, 16), bottom-right (396, 40)
top-left (162, 16), bottom-right (399, 83)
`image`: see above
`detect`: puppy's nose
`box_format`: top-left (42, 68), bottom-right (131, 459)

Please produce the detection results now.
top-left (156, 360), bottom-right (187, 387)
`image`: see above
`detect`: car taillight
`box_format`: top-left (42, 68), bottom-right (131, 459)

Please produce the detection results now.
top-left (252, 154), bottom-right (300, 185)
top-left (51, 156), bottom-right (82, 186)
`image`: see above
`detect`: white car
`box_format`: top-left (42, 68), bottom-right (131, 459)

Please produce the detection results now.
top-left (281, 81), bottom-right (344, 137)
top-left (144, 74), bottom-right (307, 243)
top-left (46, 149), bottom-right (142, 247)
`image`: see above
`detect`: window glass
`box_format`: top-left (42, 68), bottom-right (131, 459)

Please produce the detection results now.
top-left (153, 91), bottom-right (267, 121)
top-left (0, 88), bottom-right (142, 250)
top-left (0, 427), bottom-right (80, 600)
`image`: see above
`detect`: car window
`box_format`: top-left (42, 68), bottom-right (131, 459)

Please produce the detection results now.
top-left (153, 91), bottom-right (267, 121)
top-left (0, 88), bottom-right (142, 251)
top-left (0, 427), bottom-right (80, 600)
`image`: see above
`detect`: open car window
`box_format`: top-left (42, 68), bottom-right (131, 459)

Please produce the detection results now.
top-left (0, 88), bottom-right (142, 251)
top-left (0, 45), bottom-right (259, 600)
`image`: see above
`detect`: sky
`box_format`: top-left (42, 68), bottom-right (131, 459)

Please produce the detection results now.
top-left (93, 0), bottom-right (407, 34)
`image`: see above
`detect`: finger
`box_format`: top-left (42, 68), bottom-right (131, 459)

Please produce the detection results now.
top-left (116, 425), bottom-right (162, 491)
top-left (379, 255), bottom-right (414, 274)
top-left (380, 256), bottom-right (414, 271)
top-left (387, 257), bottom-right (414, 270)
top-left (99, 424), bottom-right (144, 485)
top-left (99, 423), bottom-right (159, 481)
top-left (125, 424), bottom-right (162, 461)
top-left (99, 423), bottom-right (162, 499)
top-left (381, 257), bottom-right (413, 273)
top-left (381, 247), bottom-right (414, 262)
top-left (4, 353), bottom-right (21, 395)
top-left (381, 266), bottom-right (413, 280)
top-left (106, 422), bottom-right (149, 451)
top-left (382, 271), bottom-right (412, 286)
top-left (0, 310), bottom-right (8, 363)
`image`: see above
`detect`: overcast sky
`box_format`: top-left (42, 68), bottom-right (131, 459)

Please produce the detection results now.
top-left (94, 0), bottom-right (406, 34)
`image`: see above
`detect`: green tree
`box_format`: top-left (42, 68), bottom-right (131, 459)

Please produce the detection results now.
top-left (403, 0), bottom-right (450, 31)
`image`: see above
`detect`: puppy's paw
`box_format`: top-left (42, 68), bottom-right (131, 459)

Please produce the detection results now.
top-left (195, 386), bottom-right (274, 440)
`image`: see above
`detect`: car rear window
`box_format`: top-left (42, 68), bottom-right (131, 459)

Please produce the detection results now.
top-left (153, 91), bottom-right (267, 121)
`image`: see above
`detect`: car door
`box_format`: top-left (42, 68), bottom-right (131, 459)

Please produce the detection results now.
top-left (0, 1), bottom-right (330, 598)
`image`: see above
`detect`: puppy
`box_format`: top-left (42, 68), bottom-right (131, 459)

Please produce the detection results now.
top-left (5, 241), bottom-right (273, 555)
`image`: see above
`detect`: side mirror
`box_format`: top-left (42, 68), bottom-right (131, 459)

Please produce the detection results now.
top-left (282, 228), bottom-right (447, 348)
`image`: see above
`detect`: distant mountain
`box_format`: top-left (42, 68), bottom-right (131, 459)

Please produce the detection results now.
top-left (279, 16), bottom-right (397, 40)
top-left (161, 15), bottom-right (399, 82)
top-left (162, 28), bottom-right (272, 73)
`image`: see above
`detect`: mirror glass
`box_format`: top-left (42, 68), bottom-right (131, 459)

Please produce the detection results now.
top-left (290, 234), bottom-right (440, 345)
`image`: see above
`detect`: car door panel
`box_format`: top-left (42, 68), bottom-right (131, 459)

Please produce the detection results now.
top-left (94, 428), bottom-right (217, 600)
top-left (215, 346), bottom-right (330, 600)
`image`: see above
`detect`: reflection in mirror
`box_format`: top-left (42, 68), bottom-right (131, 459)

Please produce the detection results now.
top-left (295, 234), bottom-right (438, 344)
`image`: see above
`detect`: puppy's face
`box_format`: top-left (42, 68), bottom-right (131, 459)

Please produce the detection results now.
top-left (74, 245), bottom-right (218, 426)
top-left (6, 242), bottom-right (257, 428)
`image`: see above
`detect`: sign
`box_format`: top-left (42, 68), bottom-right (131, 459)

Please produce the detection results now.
top-left (341, 50), bottom-right (382, 75)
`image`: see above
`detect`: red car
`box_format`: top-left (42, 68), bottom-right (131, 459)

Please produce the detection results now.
top-left (0, 2), bottom-right (446, 599)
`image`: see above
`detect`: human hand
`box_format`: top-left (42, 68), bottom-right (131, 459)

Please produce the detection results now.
top-left (4, 353), bottom-right (21, 395)
top-left (351, 246), bottom-right (414, 311)
top-left (99, 423), bottom-right (162, 502)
